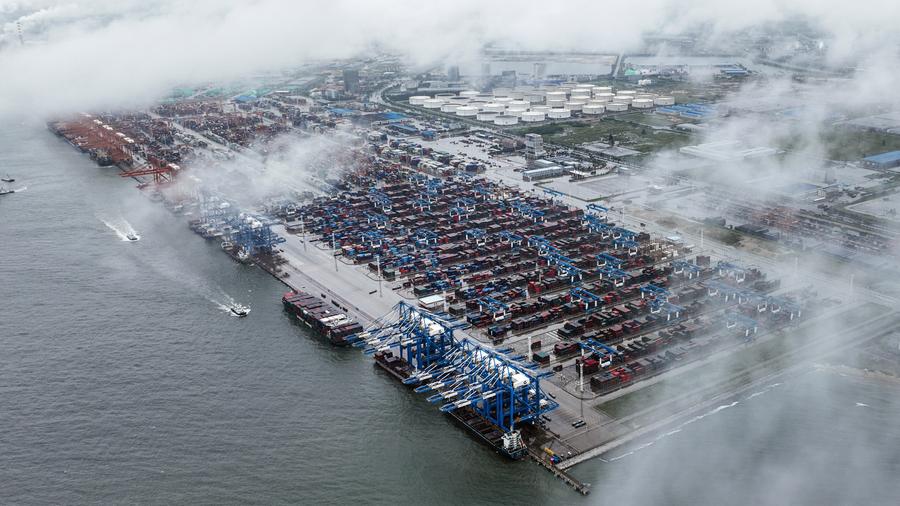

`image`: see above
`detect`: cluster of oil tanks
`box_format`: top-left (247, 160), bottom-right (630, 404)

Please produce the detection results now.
top-left (408, 84), bottom-right (676, 126)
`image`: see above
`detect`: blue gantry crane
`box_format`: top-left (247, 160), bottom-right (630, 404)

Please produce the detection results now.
top-left (457, 197), bottom-right (477, 212)
top-left (478, 296), bottom-right (509, 321)
top-left (704, 280), bottom-right (742, 301)
top-left (725, 310), bottom-right (758, 339)
top-left (586, 203), bottom-right (609, 220)
top-left (465, 227), bottom-right (487, 246)
top-left (510, 200), bottom-right (545, 222)
top-left (570, 287), bottom-right (602, 311)
top-left (365, 211), bottom-right (389, 229)
top-left (543, 188), bottom-right (564, 202)
top-left (415, 228), bottom-right (438, 247)
top-left (599, 265), bottom-right (629, 287)
top-left (768, 296), bottom-right (803, 321)
top-left (596, 253), bottom-right (625, 268)
top-left (368, 188), bottom-right (393, 211)
top-left (672, 260), bottom-right (702, 279)
top-left (347, 303), bottom-right (558, 436)
top-left (498, 230), bottom-right (523, 248)
top-left (228, 214), bottom-right (285, 259)
top-left (717, 261), bottom-right (746, 283)
top-left (581, 338), bottom-right (621, 366)
top-left (613, 237), bottom-right (640, 256)
top-left (583, 214), bottom-right (612, 237)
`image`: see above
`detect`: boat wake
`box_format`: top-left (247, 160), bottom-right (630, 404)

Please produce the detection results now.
top-left (99, 215), bottom-right (140, 241)
top-left (207, 289), bottom-right (249, 317)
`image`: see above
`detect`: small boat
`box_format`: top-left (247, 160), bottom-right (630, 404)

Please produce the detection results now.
top-left (126, 233), bottom-right (139, 241)
top-left (230, 304), bottom-right (250, 317)
top-left (1, 175), bottom-right (13, 183)
top-left (0, 187), bottom-right (14, 196)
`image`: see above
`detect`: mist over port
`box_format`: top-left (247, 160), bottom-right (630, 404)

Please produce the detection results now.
top-left (2, 1), bottom-right (899, 504)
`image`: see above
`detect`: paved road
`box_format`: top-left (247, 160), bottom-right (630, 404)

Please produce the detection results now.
top-left (273, 224), bottom-right (403, 323)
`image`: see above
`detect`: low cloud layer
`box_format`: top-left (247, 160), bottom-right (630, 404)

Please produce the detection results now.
top-left (1, 0), bottom-right (900, 117)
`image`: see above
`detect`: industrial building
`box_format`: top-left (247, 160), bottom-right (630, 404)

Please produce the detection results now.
top-left (862, 150), bottom-right (900, 170)
top-left (679, 140), bottom-right (778, 162)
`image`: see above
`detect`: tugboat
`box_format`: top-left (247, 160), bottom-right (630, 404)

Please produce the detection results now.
top-left (230, 304), bottom-right (250, 317)
top-left (1, 175), bottom-right (14, 183)
top-left (0, 186), bottom-right (15, 196)
top-left (126, 232), bottom-right (139, 241)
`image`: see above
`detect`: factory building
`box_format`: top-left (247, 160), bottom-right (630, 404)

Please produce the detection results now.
top-left (679, 140), bottom-right (778, 162)
top-left (862, 150), bottom-right (900, 170)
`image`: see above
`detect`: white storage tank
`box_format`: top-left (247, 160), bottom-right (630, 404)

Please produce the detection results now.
top-left (655, 96), bottom-right (675, 106)
top-left (493, 88), bottom-right (513, 98)
top-left (632, 98), bottom-right (654, 109)
top-left (531, 105), bottom-right (551, 113)
top-left (448, 95), bottom-right (470, 103)
top-left (455, 106), bottom-right (479, 117)
top-left (494, 114), bottom-right (519, 126)
top-left (548, 108), bottom-right (572, 119)
top-left (565, 101), bottom-right (584, 112)
top-left (582, 104), bottom-right (606, 115)
top-left (494, 97), bottom-right (514, 105)
top-left (423, 98), bottom-right (445, 109)
top-left (613, 95), bottom-right (633, 104)
top-left (435, 92), bottom-right (457, 99)
top-left (547, 99), bottom-right (567, 108)
top-left (593, 92), bottom-right (615, 103)
top-left (459, 90), bottom-right (480, 98)
top-left (593, 86), bottom-right (612, 95)
top-left (545, 91), bottom-right (567, 102)
top-left (482, 102), bottom-right (507, 113)
top-left (606, 102), bottom-right (628, 112)
top-left (617, 90), bottom-right (637, 96)
top-left (441, 103), bottom-right (461, 113)
top-left (524, 93), bottom-right (545, 104)
top-left (505, 108), bottom-right (525, 118)
top-left (507, 100), bottom-right (530, 111)
top-left (521, 110), bottom-right (546, 122)
top-left (477, 111), bottom-right (500, 121)
top-left (409, 95), bottom-right (430, 106)
top-left (510, 90), bottom-right (525, 100)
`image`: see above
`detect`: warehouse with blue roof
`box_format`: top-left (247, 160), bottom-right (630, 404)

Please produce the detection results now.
top-left (862, 150), bottom-right (900, 170)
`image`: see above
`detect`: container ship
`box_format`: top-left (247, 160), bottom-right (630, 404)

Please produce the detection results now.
top-left (372, 350), bottom-right (527, 460)
top-left (281, 290), bottom-right (363, 345)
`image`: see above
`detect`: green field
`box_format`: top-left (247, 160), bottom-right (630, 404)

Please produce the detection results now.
top-left (516, 118), bottom-right (694, 153)
top-left (778, 125), bottom-right (900, 161)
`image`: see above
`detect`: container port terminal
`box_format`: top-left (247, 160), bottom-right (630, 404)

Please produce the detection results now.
top-left (47, 57), bottom-right (900, 493)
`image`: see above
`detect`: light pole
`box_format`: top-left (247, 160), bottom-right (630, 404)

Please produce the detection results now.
top-left (377, 255), bottom-right (383, 297)
top-left (332, 232), bottom-right (338, 272)
top-left (301, 216), bottom-right (307, 251)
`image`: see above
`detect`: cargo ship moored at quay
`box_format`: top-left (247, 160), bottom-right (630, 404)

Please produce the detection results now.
top-left (281, 290), bottom-right (364, 345)
top-left (372, 349), bottom-right (529, 461)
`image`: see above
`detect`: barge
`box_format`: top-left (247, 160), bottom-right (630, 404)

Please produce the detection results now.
top-left (282, 290), bottom-right (363, 345)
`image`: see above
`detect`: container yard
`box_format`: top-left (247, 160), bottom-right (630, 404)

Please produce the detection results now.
top-left (45, 67), bottom-right (897, 494)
